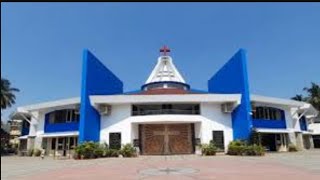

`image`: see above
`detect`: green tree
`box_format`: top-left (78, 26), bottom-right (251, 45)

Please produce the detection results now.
top-left (291, 94), bottom-right (306, 102)
top-left (303, 82), bottom-right (320, 111)
top-left (292, 82), bottom-right (320, 111)
top-left (1, 78), bottom-right (20, 110)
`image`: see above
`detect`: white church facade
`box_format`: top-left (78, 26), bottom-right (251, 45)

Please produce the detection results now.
top-left (11, 46), bottom-right (319, 157)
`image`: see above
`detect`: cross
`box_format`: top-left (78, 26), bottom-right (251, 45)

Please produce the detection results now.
top-left (154, 125), bottom-right (180, 154)
top-left (160, 45), bottom-right (171, 56)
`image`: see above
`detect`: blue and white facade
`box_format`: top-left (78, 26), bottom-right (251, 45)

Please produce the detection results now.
top-left (14, 48), bottom-right (319, 156)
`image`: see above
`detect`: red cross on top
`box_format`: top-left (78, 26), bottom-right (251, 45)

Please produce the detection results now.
top-left (160, 45), bottom-right (171, 56)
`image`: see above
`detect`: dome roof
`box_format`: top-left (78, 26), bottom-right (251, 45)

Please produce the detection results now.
top-left (142, 46), bottom-right (189, 91)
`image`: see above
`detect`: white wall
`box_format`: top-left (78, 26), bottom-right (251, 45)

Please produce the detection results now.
top-left (28, 105), bottom-right (78, 149)
top-left (200, 102), bottom-right (233, 151)
top-left (100, 104), bottom-right (132, 145)
top-left (99, 103), bottom-right (234, 151)
top-left (309, 123), bottom-right (320, 135)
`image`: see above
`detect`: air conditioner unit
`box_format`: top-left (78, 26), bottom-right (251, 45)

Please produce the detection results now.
top-left (98, 104), bottom-right (112, 116)
top-left (221, 103), bottom-right (234, 113)
top-left (74, 104), bottom-right (80, 115)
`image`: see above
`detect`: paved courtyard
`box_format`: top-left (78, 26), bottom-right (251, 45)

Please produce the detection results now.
top-left (2, 150), bottom-right (320, 180)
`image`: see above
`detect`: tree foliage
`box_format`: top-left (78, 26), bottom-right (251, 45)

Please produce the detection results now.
top-left (291, 82), bottom-right (320, 111)
top-left (1, 78), bottom-right (19, 110)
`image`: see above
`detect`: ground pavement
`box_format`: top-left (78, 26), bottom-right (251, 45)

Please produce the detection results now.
top-left (1, 150), bottom-right (320, 180)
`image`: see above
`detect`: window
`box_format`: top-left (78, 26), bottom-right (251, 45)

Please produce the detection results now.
top-left (132, 104), bottom-right (200, 116)
top-left (57, 138), bottom-right (64, 150)
top-left (47, 109), bottom-right (80, 124)
top-left (51, 138), bottom-right (56, 150)
top-left (69, 137), bottom-right (78, 149)
top-left (212, 131), bottom-right (224, 151)
top-left (66, 110), bottom-right (72, 122)
top-left (252, 106), bottom-right (284, 120)
top-left (109, 133), bottom-right (121, 150)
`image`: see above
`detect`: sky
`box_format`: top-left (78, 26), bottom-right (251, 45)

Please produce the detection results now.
top-left (1, 3), bottom-right (320, 120)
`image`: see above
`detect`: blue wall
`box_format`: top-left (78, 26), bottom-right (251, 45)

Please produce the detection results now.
top-left (21, 120), bottom-right (30, 136)
top-left (252, 119), bottom-right (287, 129)
top-left (45, 122), bottom-right (79, 133)
top-left (79, 49), bottom-right (123, 143)
top-left (251, 107), bottom-right (286, 129)
top-left (208, 49), bottom-right (252, 140)
top-left (299, 116), bottom-right (308, 131)
top-left (21, 127), bottom-right (30, 136)
top-left (44, 112), bottom-right (79, 133)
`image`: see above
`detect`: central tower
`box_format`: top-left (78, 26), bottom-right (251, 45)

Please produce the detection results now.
top-left (141, 45), bottom-right (190, 91)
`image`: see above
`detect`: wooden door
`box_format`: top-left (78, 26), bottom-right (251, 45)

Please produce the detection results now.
top-left (141, 124), bottom-right (165, 155)
top-left (140, 124), bottom-right (193, 155)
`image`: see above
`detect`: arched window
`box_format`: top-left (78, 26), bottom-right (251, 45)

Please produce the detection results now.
top-left (46, 109), bottom-right (80, 124)
top-left (252, 106), bottom-right (285, 120)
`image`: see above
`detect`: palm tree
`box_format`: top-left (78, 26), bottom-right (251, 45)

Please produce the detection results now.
top-left (303, 82), bottom-right (320, 111)
top-left (1, 78), bottom-right (20, 110)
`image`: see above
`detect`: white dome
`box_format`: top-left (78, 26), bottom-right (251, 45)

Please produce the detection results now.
top-left (145, 55), bottom-right (186, 84)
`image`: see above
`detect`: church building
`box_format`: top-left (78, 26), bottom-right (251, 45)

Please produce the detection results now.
top-left (12, 46), bottom-right (319, 157)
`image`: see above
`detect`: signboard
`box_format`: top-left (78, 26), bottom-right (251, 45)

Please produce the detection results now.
top-left (109, 133), bottom-right (121, 150)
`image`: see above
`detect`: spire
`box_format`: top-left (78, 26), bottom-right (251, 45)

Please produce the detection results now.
top-left (143, 46), bottom-right (188, 90)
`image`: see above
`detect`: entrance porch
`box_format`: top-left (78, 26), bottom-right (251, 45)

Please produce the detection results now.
top-left (39, 131), bottom-right (79, 158)
top-left (253, 128), bottom-right (289, 152)
top-left (42, 136), bottom-right (78, 158)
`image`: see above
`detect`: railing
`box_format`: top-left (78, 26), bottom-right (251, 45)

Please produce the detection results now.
top-left (132, 109), bottom-right (200, 116)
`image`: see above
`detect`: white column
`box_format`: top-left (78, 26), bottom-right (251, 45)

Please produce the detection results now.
top-left (28, 111), bottom-right (42, 150)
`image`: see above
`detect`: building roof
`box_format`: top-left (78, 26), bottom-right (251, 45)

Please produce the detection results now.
top-left (251, 94), bottom-right (319, 118)
top-left (251, 94), bottom-right (306, 107)
top-left (90, 94), bottom-right (242, 105)
top-left (17, 97), bottom-right (80, 111)
top-left (15, 93), bottom-right (317, 117)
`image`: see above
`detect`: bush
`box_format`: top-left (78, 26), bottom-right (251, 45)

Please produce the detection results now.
top-left (106, 149), bottom-right (120, 157)
top-left (27, 149), bottom-right (34, 156)
top-left (201, 142), bottom-right (217, 156)
top-left (74, 142), bottom-right (138, 159)
top-left (74, 142), bottom-right (124, 159)
top-left (33, 149), bottom-right (41, 156)
top-left (93, 146), bottom-right (105, 158)
top-left (288, 144), bottom-right (298, 152)
top-left (227, 140), bottom-right (265, 156)
top-left (119, 143), bottom-right (137, 157)
top-left (244, 144), bottom-right (265, 156)
top-left (227, 140), bottom-right (247, 155)
top-left (75, 141), bottom-right (100, 159)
